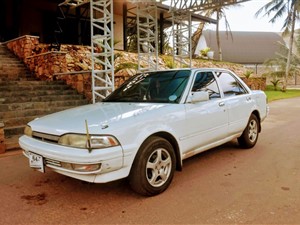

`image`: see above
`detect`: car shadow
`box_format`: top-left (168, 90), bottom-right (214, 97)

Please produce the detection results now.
top-left (27, 140), bottom-right (248, 200)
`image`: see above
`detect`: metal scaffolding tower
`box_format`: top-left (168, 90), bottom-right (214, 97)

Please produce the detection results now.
top-left (170, 0), bottom-right (249, 12)
top-left (59, 0), bottom-right (249, 103)
top-left (172, 12), bottom-right (192, 68)
top-left (136, 2), bottom-right (159, 72)
top-left (90, 0), bottom-right (114, 103)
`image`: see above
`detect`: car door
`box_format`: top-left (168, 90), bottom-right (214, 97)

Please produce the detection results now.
top-left (181, 71), bottom-right (228, 157)
top-left (215, 71), bottom-right (254, 136)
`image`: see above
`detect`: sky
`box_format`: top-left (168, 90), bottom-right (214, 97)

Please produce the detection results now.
top-left (205, 0), bottom-right (297, 33)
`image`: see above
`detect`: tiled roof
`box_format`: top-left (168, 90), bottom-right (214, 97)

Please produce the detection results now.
top-left (203, 30), bottom-right (285, 64)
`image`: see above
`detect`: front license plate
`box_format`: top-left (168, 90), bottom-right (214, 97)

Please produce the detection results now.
top-left (29, 152), bottom-right (45, 173)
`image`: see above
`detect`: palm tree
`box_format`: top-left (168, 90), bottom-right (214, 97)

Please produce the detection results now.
top-left (192, 5), bottom-right (236, 61)
top-left (264, 32), bottom-right (300, 90)
top-left (255, 0), bottom-right (300, 91)
top-left (214, 6), bottom-right (233, 61)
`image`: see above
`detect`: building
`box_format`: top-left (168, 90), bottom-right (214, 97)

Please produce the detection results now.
top-left (195, 30), bottom-right (285, 75)
top-left (1, 0), bottom-right (215, 53)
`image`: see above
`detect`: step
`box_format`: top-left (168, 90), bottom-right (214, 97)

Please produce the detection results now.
top-left (4, 135), bottom-right (21, 151)
top-left (0, 84), bottom-right (73, 92)
top-left (1, 94), bottom-right (84, 104)
top-left (0, 58), bottom-right (23, 62)
top-left (0, 99), bottom-right (89, 112)
top-left (4, 126), bottom-right (25, 137)
top-left (0, 73), bottom-right (33, 79)
top-left (0, 80), bottom-right (65, 86)
top-left (0, 44), bottom-right (90, 153)
top-left (0, 89), bottom-right (78, 98)
top-left (0, 76), bottom-right (36, 82)
top-left (0, 67), bottom-right (30, 72)
top-left (2, 105), bottom-right (88, 127)
top-left (0, 62), bottom-right (21, 66)
top-left (0, 52), bottom-right (14, 57)
top-left (0, 71), bottom-right (33, 77)
top-left (0, 56), bottom-right (23, 60)
top-left (0, 66), bottom-right (31, 71)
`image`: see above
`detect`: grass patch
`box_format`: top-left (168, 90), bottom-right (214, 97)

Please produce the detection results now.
top-left (264, 85), bottom-right (300, 102)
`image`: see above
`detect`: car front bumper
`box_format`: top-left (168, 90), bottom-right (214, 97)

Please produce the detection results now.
top-left (19, 135), bottom-right (127, 183)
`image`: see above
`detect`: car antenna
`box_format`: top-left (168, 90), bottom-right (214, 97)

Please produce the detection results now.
top-left (85, 120), bottom-right (92, 153)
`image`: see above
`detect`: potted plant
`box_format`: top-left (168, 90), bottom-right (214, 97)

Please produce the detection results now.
top-left (200, 47), bottom-right (214, 59)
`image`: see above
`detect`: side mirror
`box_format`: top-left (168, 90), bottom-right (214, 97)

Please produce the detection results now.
top-left (188, 91), bottom-right (209, 103)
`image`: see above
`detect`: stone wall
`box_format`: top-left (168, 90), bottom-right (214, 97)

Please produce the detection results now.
top-left (26, 52), bottom-right (67, 80)
top-left (242, 77), bottom-right (267, 91)
top-left (6, 35), bottom-right (40, 60)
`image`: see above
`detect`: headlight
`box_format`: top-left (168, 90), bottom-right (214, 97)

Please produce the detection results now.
top-left (24, 126), bottom-right (33, 137)
top-left (89, 136), bottom-right (119, 149)
top-left (58, 134), bottom-right (87, 148)
top-left (58, 134), bottom-right (119, 149)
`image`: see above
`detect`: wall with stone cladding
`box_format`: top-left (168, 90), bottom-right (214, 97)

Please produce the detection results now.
top-left (26, 52), bottom-right (67, 80)
top-left (241, 77), bottom-right (267, 91)
top-left (6, 35), bottom-right (40, 60)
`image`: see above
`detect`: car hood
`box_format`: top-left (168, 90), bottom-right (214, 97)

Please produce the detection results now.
top-left (28, 102), bottom-right (166, 135)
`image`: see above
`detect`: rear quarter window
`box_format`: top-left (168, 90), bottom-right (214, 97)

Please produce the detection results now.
top-left (216, 72), bottom-right (248, 97)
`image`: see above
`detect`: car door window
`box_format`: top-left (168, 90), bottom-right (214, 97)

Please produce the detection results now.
top-left (192, 72), bottom-right (221, 99)
top-left (216, 72), bottom-right (248, 97)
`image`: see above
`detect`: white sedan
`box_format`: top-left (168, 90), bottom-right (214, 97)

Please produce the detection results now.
top-left (19, 68), bottom-right (268, 196)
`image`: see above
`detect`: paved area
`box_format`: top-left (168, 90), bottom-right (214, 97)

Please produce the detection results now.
top-left (1, 97), bottom-right (300, 224)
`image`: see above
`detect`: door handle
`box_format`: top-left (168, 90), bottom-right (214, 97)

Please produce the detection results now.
top-left (219, 102), bottom-right (225, 107)
top-left (246, 96), bottom-right (252, 101)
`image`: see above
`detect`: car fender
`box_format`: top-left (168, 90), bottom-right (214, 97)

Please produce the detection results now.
top-left (121, 121), bottom-right (182, 172)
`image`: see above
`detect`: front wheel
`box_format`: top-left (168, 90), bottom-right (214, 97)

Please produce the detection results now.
top-left (238, 114), bottom-right (260, 149)
top-left (129, 136), bottom-right (176, 196)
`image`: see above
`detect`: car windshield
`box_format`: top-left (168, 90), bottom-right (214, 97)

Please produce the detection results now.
top-left (104, 70), bottom-right (191, 103)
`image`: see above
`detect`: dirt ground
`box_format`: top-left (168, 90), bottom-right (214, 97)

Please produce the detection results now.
top-left (0, 97), bottom-right (300, 224)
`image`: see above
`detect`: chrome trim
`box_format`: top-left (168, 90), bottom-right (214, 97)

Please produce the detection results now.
top-left (32, 132), bottom-right (60, 143)
top-left (45, 158), bottom-right (61, 167)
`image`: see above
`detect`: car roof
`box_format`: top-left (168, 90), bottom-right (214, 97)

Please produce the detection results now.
top-left (147, 68), bottom-right (232, 73)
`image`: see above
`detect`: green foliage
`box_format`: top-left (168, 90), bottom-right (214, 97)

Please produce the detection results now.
top-left (270, 79), bottom-right (282, 91)
top-left (161, 55), bottom-right (177, 69)
top-left (243, 70), bottom-right (254, 78)
top-left (200, 47), bottom-right (211, 57)
top-left (115, 62), bottom-right (138, 73)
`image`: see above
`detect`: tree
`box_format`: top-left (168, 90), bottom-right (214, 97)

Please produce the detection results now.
top-left (191, 2), bottom-right (242, 61)
top-left (255, 0), bottom-right (300, 91)
top-left (214, 6), bottom-right (233, 61)
top-left (264, 33), bottom-right (300, 90)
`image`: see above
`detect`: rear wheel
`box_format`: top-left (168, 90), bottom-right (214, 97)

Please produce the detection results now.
top-left (129, 136), bottom-right (176, 196)
top-left (238, 114), bottom-right (259, 149)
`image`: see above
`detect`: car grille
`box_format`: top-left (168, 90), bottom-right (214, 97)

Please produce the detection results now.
top-left (44, 158), bottom-right (62, 167)
top-left (32, 132), bottom-right (60, 144)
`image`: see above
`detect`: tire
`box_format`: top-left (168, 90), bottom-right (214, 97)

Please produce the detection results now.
top-left (238, 114), bottom-right (260, 149)
top-left (129, 136), bottom-right (176, 196)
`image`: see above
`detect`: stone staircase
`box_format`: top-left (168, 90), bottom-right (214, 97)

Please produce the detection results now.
top-left (0, 44), bottom-right (90, 152)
